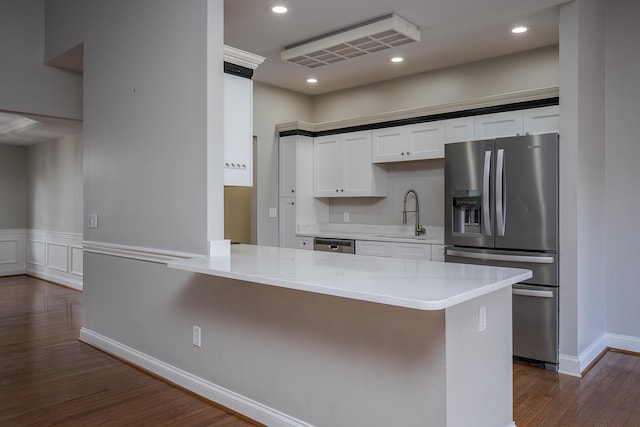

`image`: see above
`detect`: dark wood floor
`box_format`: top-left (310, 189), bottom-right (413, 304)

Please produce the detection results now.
top-left (2, 275), bottom-right (639, 426)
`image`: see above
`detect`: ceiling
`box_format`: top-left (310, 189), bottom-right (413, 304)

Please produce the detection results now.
top-left (0, 112), bottom-right (82, 146)
top-left (225, 0), bottom-right (570, 95)
top-left (2, 0), bottom-right (569, 146)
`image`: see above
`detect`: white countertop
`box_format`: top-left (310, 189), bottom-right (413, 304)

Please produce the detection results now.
top-left (168, 244), bottom-right (531, 311)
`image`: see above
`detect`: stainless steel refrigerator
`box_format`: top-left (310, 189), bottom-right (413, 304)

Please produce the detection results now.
top-left (444, 133), bottom-right (559, 371)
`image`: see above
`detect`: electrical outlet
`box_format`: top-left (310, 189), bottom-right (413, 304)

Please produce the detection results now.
top-left (343, 212), bottom-right (350, 222)
top-left (87, 214), bottom-right (98, 229)
top-left (192, 325), bottom-right (201, 347)
top-left (478, 306), bottom-right (487, 332)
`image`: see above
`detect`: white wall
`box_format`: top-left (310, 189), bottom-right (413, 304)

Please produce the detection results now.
top-left (28, 133), bottom-right (83, 234)
top-left (558, 0), bottom-right (607, 374)
top-left (0, 0), bottom-right (82, 120)
top-left (0, 146), bottom-right (28, 229)
top-left (605, 0), bottom-right (640, 346)
top-left (253, 82), bottom-right (313, 246)
top-left (312, 45), bottom-right (559, 123)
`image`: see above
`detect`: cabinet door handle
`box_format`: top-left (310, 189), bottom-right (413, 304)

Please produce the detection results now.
top-left (407, 151), bottom-right (411, 155)
top-left (291, 189), bottom-right (295, 193)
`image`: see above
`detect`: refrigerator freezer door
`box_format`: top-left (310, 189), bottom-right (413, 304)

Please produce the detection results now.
top-left (494, 133), bottom-right (559, 251)
top-left (512, 283), bottom-right (559, 367)
top-left (445, 139), bottom-right (495, 248)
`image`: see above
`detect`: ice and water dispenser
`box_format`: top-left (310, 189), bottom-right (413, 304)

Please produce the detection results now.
top-left (452, 190), bottom-right (483, 235)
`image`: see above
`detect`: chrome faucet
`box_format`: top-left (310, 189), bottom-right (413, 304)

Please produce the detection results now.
top-left (403, 189), bottom-right (426, 236)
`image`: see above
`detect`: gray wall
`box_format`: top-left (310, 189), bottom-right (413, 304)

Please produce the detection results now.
top-left (253, 82), bottom-right (313, 245)
top-left (605, 0), bottom-right (640, 340)
top-left (0, 145), bottom-right (28, 229)
top-left (0, 0), bottom-right (82, 120)
top-left (81, 0), bottom-right (218, 254)
top-left (312, 45), bottom-right (559, 123)
top-left (28, 133), bottom-right (83, 234)
top-left (558, 0), bottom-right (607, 369)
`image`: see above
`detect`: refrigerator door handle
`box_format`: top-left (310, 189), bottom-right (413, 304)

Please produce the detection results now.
top-left (496, 148), bottom-right (506, 236)
top-left (512, 288), bottom-right (555, 298)
top-left (446, 249), bottom-right (555, 264)
top-left (483, 150), bottom-right (492, 236)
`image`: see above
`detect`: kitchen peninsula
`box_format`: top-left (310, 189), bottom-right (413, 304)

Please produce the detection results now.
top-left (168, 244), bottom-right (531, 427)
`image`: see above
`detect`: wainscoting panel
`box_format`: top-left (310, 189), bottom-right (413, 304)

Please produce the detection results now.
top-left (0, 229), bottom-right (26, 275)
top-left (25, 230), bottom-right (83, 290)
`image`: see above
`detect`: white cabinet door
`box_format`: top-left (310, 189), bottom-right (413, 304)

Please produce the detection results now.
top-left (223, 73), bottom-right (253, 186)
top-left (342, 131), bottom-right (374, 196)
top-left (391, 243), bottom-right (431, 260)
top-left (372, 127), bottom-right (406, 163)
top-left (446, 117), bottom-right (475, 143)
top-left (405, 121), bottom-right (445, 160)
top-left (474, 111), bottom-right (524, 140)
top-left (523, 105), bottom-right (559, 135)
top-left (355, 240), bottom-right (390, 257)
top-left (278, 197), bottom-right (297, 249)
top-left (314, 131), bottom-right (385, 197)
top-left (297, 237), bottom-right (313, 250)
top-left (431, 244), bottom-right (445, 262)
top-left (314, 135), bottom-right (343, 197)
top-left (279, 136), bottom-right (297, 197)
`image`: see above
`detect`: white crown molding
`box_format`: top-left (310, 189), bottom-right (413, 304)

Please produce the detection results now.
top-left (82, 240), bottom-right (203, 264)
top-left (224, 45), bottom-right (265, 70)
top-left (276, 86), bottom-right (559, 134)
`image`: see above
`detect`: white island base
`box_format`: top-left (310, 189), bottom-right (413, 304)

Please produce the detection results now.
top-left (165, 245), bottom-right (530, 426)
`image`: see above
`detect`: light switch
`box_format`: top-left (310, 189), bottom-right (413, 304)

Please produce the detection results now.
top-left (269, 208), bottom-right (277, 218)
top-left (88, 214), bottom-right (98, 229)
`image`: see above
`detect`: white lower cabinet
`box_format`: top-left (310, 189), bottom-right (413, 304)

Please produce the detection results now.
top-left (355, 240), bottom-right (391, 257)
top-left (278, 197), bottom-right (296, 249)
top-left (356, 240), bottom-right (443, 261)
top-left (297, 237), bottom-right (314, 250)
top-left (431, 244), bottom-right (445, 262)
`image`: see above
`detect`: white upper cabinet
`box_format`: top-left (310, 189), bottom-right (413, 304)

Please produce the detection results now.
top-left (523, 105), bottom-right (559, 135)
top-left (445, 117), bottom-right (475, 143)
top-left (314, 131), bottom-right (386, 197)
top-left (474, 111), bottom-right (524, 140)
top-left (372, 121), bottom-right (445, 163)
top-left (222, 46), bottom-right (264, 187)
top-left (223, 72), bottom-right (253, 186)
top-left (406, 121), bottom-right (446, 159)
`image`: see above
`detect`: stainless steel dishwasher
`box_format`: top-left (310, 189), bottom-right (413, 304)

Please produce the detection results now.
top-left (313, 238), bottom-right (355, 254)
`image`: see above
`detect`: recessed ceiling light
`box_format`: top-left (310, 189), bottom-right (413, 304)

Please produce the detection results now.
top-left (391, 56), bottom-right (404, 63)
top-left (306, 78), bottom-right (318, 84)
top-left (271, 5), bottom-right (288, 14)
top-left (511, 26), bottom-right (530, 34)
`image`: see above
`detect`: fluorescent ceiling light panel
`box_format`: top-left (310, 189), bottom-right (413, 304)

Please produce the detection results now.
top-left (281, 14), bottom-right (420, 69)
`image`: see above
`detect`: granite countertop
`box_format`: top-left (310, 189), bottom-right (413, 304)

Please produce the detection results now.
top-left (168, 244), bottom-right (531, 311)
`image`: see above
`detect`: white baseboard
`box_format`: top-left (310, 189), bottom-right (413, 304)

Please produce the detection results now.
top-left (559, 334), bottom-right (608, 377)
top-left (608, 333), bottom-right (640, 354)
top-left (559, 332), bottom-right (640, 377)
top-left (79, 328), bottom-right (311, 427)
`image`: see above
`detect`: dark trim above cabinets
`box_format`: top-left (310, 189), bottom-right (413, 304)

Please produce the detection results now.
top-left (224, 61), bottom-right (254, 80)
top-left (278, 97), bottom-right (559, 137)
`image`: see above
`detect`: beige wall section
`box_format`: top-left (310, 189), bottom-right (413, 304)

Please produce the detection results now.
top-left (312, 45), bottom-right (559, 123)
top-left (253, 82), bottom-right (313, 246)
top-left (224, 186), bottom-right (252, 244)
